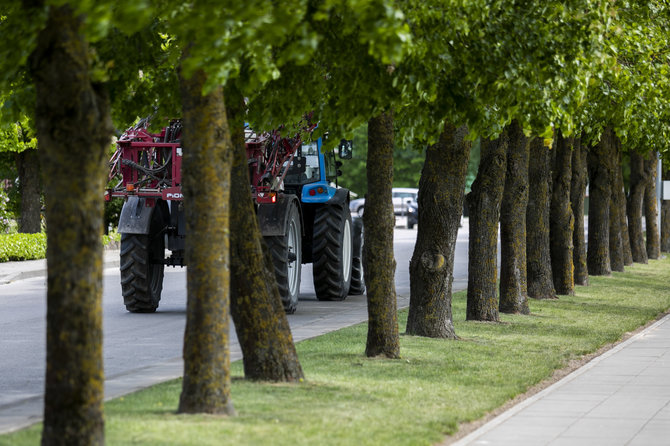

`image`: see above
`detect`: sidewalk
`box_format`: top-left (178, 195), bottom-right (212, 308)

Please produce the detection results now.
top-left (452, 313), bottom-right (670, 446)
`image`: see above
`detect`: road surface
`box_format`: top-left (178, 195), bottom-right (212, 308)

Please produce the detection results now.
top-left (0, 224), bottom-right (471, 433)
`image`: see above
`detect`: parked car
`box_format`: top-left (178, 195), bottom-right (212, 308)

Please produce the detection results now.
top-left (349, 197), bottom-right (365, 217)
top-left (391, 188), bottom-right (418, 228)
top-left (396, 201), bottom-right (418, 229)
top-left (350, 188), bottom-right (419, 228)
top-left (391, 188), bottom-right (418, 211)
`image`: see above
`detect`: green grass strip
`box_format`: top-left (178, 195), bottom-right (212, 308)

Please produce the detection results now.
top-left (5, 258), bottom-right (670, 446)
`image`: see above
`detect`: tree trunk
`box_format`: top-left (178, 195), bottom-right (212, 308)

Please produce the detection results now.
top-left (527, 136), bottom-right (556, 299)
top-left (571, 136), bottom-right (589, 286)
top-left (627, 151), bottom-right (648, 264)
top-left (662, 169), bottom-right (670, 252)
top-left (406, 122), bottom-right (470, 338)
top-left (177, 64), bottom-right (235, 415)
top-left (226, 86), bottom-right (304, 381)
top-left (499, 121), bottom-right (530, 314)
top-left (619, 152), bottom-right (633, 266)
top-left (644, 152), bottom-right (660, 259)
top-left (466, 132), bottom-right (508, 321)
top-left (17, 148), bottom-right (42, 233)
top-left (30, 6), bottom-right (110, 445)
top-left (587, 127), bottom-right (614, 275)
top-left (364, 112), bottom-right (399, 358)
top-left (609, 139), bottom-right (624, 272)
top-left (550, 130), bottom-right (574, 295)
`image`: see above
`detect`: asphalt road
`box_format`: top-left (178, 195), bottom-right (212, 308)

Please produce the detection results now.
top-left (0, 224), bottom-right (471, 434)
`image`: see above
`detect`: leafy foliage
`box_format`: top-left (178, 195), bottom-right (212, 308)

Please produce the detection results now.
top-left (0, 232), bottom-right (45, 261)
top-left (582, 0), bottom-right (670, 152)
top-left (396, 0), bottom-right (614, 145)
top-left (0, 116), bottom-right (36, 153)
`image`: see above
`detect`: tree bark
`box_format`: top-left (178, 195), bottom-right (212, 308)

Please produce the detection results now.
top-left (627, 151), bottom-right (648, 264)
top-left (587, 127), bottom-right (614, 275)
top-left (619, 153), bottom-right (633, 266)
top-left (644, 152), bottom-right (660, 260)
top-left (527, 136), bottom-right (556, 298)
top-left (226, 86), bottom-right (304, 381)
top-left (499, 121), bottom-right (530, 314)
top-left (466, 132), bottom-right (508, 321)
top-left (30, 6), bottom-right (110, 445)
top-left (571, 136), bottom-right (589, 286)
top-left (662, 169), bottom-right (670, 253)
top-left (364, 112), bottom-right (399, 357)
top-left (406, 122), bottom-right (470, 338)
top-left (17, 148), bottom-right (42, 233)
top-left (177, 63), bottom-right (235, 415)
top-left (609, 139), bottom-right (624, 272)
top-left (550, 130), bottom-right (574, 295)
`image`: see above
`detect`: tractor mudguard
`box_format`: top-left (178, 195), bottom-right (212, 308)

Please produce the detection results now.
top-left (118, 196), bottom-right (166, 235)
top-left (257, 195), bottom-right (302, 237)
top-left (326, 188), bottom-right (350, 207)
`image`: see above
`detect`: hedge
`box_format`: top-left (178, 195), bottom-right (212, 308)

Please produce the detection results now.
top-left (0, 233), bottom-right (47, 262)
top-left (0, 232), bottom-right (120, 262)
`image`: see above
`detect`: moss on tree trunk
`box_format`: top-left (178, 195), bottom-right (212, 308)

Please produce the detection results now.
top-left (527, 136), bottom-right (556, 298)
top-left (570, 136), bottom-right (589, 286)
top-left (550, 131), bottom-right (575, 295)
top-left (30, 6), bottom-right (109, 445)
top-left (406, 122), bottom-right (470, 338)
top-left (226, 86), bottom-right (304, 381)
top-left (609, 140), bottom-right (625, 272)
top-left (466, 133), bottom-right (507, 321)
top-left (178, 65), bottom-right (235, 415)
top-left (644, 152), bottom-right (660, 260)
top-left (499, 121), bottom-right (530, 314)
top-left (587, 127), bottom-right (614, 275)
top-left (619, 153), bottom-right (633, 266)
top-left (364, 112), bottom-right (399, 358)
top-left (627, 151), bottom-right (648, 264)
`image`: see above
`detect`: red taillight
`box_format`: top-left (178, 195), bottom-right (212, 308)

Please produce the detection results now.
top-left (271, 194), bottom-right (277, 203)
top-left (309, 189), bottom-right (316, 196)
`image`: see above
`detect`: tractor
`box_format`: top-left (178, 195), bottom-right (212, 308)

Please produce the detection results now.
top-left (105, 114), bottom-right (364, 313)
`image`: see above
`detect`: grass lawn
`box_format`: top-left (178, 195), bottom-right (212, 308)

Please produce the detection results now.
top-left (4, 258), bottom-right (670, 445)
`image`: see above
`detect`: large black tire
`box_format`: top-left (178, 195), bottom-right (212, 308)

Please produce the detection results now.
top-left (264, 202), bottom-right (302, 313)
top-left (348, 216), bottom-right (365, 295)
top-left (313, 203), bottom-right (353, 300)
top-left (120, 208), bottom-right (165, 313)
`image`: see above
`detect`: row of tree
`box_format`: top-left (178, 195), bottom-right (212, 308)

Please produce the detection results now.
top-left (1, 0), bottom-right (669, 444)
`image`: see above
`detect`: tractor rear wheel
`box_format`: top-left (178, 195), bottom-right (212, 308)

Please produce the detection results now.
top-left (265, 202), bottom-right (302, 313)
top-left (120, 208), bottom-right (165, 313)
top-left (348, 216), bottom-right (365, 295)
top-left (313, 203), bottom-right (353, 300)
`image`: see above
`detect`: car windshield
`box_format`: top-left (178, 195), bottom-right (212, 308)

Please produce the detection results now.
top-left (393, 192), bottom-right (416, 202)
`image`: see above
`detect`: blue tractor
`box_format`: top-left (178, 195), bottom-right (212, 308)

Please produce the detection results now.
top-left (249, 128), bottom-right (365, 313)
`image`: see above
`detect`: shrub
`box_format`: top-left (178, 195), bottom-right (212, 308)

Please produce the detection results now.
top-left (0, 233), bottom-right (46, 261)
top-left (0, 231), bottom-right (120, 262)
